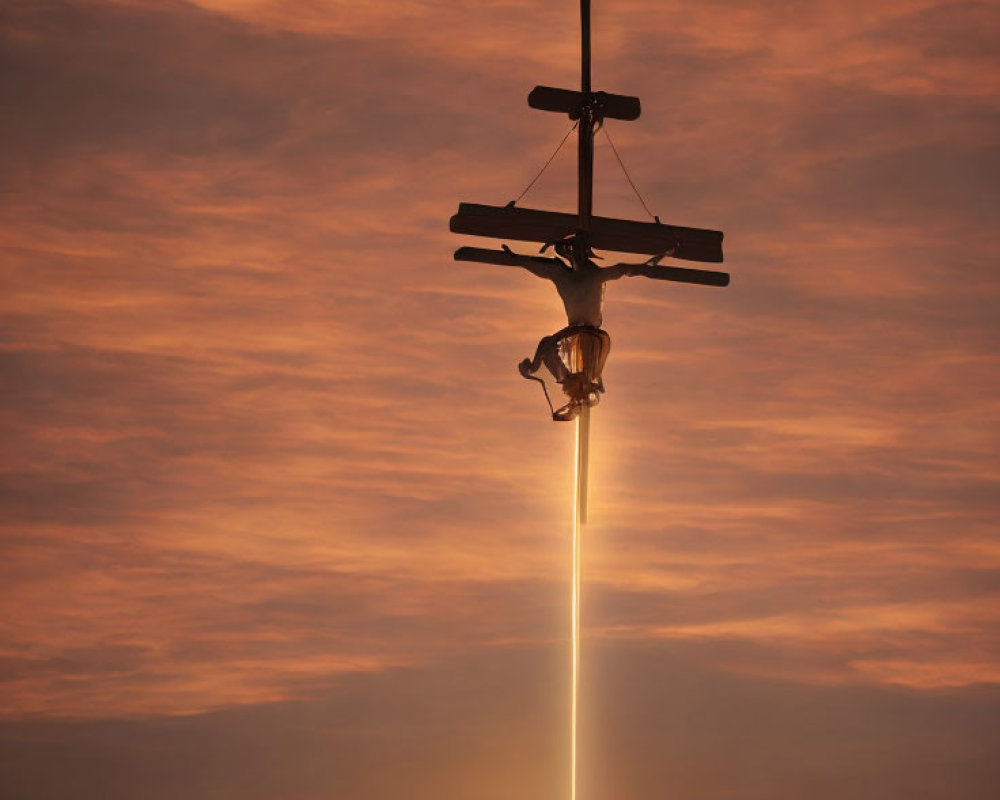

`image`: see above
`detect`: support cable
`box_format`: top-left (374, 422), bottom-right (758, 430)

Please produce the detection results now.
top-left (510, 121), bottom-right (579, 206)
top-left (602, 124), bottom-right (659, 222)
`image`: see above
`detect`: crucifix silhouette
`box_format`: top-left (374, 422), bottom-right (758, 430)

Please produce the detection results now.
top-left (450, 0), bottom-right (728, 423)
top-left (448, 4), bottom-right (730, 798)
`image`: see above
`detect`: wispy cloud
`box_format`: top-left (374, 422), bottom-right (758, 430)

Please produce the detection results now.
top-left (1, 2), bottom-right (997, 779)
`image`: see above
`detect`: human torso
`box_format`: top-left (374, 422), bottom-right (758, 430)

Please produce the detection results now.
top-left (552, 268), bottom-right (605, 327)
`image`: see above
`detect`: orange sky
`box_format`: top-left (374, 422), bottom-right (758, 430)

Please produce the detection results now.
top-left (1, 0), bottom-right (998, 797)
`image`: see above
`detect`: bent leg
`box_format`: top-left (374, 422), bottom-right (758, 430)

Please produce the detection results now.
top-left (541, 341), bottom-right (569, 383)
top-left (520, 333), bottom-right (568, 382)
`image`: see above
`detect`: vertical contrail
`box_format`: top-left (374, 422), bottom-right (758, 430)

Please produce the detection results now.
top-left (572, 405), bottom-right (589, 800)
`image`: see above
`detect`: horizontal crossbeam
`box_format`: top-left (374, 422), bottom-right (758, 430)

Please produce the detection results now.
top-left (454, 246), bottom-right (730, 287)
top-left (450, 203), bottom-right (724, 263)
top-left (453, 246), bottom-right (564, 270)
top-left (528, 86), bottom-right (642, 121)
top-left (630, 261), bottom-right (730, 287)
top-left (528, 86), bottom-right (641, 121)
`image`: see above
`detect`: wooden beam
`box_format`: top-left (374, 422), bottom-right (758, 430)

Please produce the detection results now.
top-left (450, 203), bottom-right (724, 263)
top-left (528, 87), bottom-right (641, 121)
top-left (453, 246), bottom-right (564, 270)
top-left (633, 262), bottom-right (730, 287)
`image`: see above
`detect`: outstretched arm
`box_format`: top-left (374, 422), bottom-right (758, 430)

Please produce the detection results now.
top-left (598, 264), bottom-right (632, 283)
top-left (597, 263), bottom-right (640, 282)
top-left (454, 246), bottom-right (563, 281)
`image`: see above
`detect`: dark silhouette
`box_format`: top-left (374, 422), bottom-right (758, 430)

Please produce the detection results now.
top-left (450, 202), bottom-right (725, 264)
top-left (453, 242), bottom-right (728, 420)
top-left (449, 0), bottom-right (729, 422)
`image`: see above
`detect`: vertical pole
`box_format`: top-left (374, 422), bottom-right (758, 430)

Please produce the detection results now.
top-left (576, 0), bottom-right (594, 260)
top-left (574, 6), bottom-right (593, 800)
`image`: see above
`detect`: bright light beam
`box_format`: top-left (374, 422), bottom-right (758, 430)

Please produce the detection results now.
top-left (571, 405), bottom-right (589, 800)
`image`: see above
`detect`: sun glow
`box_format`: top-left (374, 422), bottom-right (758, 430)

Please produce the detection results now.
top-left (571, 406), bottom-right (589, 800)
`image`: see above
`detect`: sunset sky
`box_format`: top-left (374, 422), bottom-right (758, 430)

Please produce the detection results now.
top-left (1, 0), bottom-right (998, 797)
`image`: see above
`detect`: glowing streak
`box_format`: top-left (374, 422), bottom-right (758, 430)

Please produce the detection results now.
top-left (571, 405), bottom-right (589, 800)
